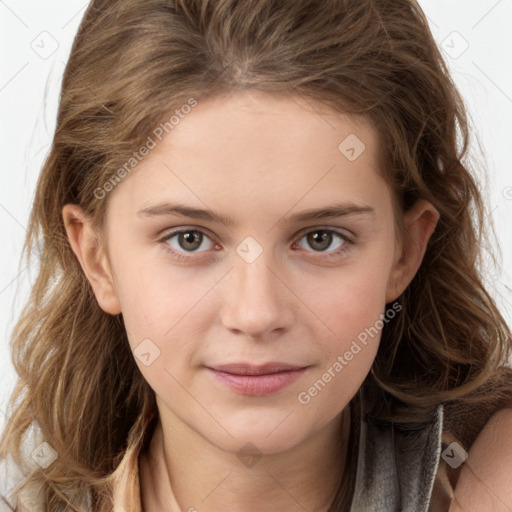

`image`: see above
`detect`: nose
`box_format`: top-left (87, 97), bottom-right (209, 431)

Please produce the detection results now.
top-left (219, 250), bottom-right (296, 340)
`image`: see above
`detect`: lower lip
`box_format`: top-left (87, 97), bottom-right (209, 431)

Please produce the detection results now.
top-left (207, 367), bottom-right (308, 396)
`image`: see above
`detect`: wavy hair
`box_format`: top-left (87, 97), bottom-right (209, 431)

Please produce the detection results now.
top-left (1, 0), bottom-right (511, 510)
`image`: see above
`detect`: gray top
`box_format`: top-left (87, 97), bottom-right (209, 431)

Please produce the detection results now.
top-left (349, 391), bottom-right (444, 512)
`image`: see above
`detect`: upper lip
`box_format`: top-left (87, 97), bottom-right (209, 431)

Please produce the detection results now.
top-left (207, 362), bottom-right (308, 375)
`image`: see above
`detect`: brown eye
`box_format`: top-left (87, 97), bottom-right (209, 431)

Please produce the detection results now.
top-left (297, 229), bottom-right (348, 253)
top-left (306, 230), bottom-right (334, 251)
top-left (162, 229), bottom-right (215, 255)
top-left (178, 230), bottom-right (203, 251)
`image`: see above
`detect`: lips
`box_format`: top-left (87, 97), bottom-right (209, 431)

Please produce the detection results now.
top-left (208, 362), bottom-right (307, 375)
top-left (205, 362), bottom-right (309, 396)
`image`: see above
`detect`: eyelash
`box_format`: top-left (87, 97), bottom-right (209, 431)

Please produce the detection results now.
top-left (159, 227), bottom-right (354, 262)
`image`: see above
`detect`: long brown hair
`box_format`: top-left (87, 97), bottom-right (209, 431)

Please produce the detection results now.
top-left (1, 0), bottom-right (511, 510)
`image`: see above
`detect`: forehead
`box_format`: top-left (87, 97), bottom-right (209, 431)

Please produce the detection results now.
top-left (156, 90), bottom-right (380, 162)
top-left (106, 90), bottom-right (391, 222)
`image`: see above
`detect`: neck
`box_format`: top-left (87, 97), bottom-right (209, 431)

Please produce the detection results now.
top-left (140, 406), bottom-right (351, 512)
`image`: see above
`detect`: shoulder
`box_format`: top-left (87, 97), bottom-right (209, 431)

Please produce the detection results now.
top-left (0, 423), bottom-right (48, 511)
top-left (449, 405), bottom-right (512, 511)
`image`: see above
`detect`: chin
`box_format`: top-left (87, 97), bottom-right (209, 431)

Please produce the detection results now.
top-left (204, 413), bottom-right (310, 456)
top-left (224, 431), bottom-right (305, 458)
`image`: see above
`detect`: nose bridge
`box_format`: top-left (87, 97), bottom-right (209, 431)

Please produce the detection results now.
top-left (220, 236), bottom-right (294, 338)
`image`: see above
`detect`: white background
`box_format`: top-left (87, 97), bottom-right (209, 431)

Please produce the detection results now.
top-left (1, 1), bottom-right (511, 424)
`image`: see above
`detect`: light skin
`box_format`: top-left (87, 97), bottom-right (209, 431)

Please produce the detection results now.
top-left (448, 406), bottom-right (512, 511)
top-left (63, 90), bottom-right (439, 511)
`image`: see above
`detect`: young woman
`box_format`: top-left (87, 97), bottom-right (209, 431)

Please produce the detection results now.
top-left (1, 1), bottom-right (511, 511)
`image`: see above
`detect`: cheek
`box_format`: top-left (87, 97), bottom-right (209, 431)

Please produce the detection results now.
top-left (305, 262), bottom-right (392, 346)
top-left (296, 251), bottom-right (394, 402)
top-left (112, 253), bottom-right (222, 388)
top-left (113, 249), bottom-right (209, 336)
top-left (295, 271), bottom-right (389, 415)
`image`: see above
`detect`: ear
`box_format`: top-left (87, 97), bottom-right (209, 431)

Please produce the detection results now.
top-left (385, 199), bottom-right (439, 303)
top-left (62, 204), bottom-right (121, 315)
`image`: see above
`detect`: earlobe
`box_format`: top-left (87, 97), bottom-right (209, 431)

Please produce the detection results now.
top-left (62, 204), bottom-right (121, 315)
top-left (385, 199), bottom-right (440, 303)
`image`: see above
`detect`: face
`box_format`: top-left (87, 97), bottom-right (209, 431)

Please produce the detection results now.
top-left (66, 90), bottom-right (437, 456)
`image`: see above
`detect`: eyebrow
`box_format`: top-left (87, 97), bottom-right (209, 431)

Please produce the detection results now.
top-left (137, 201), bottom-right (375, 227)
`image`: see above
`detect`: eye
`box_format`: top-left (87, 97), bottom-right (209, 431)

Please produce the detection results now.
top-left (161, 228), bottom-right (216, 258)
top-left (293, 228), bottom-right (352, 256)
